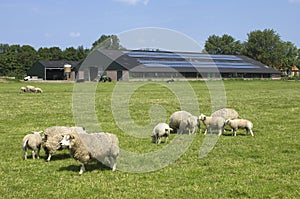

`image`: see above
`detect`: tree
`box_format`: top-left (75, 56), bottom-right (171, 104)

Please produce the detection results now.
top-left (92, 34), bottom-right (123, 50)
top-left (204, 34), bottom-right (243, 55)
top-left (37, 47), bottom-right (62, 60)
top-left (0, 44), bottom-right (37, 78)
top-left (280, 41), bottom-right (298, 70)
top-left (62, 47), bottom-right (78, 60)
top-left (243, 29), bottom-right (286, 68)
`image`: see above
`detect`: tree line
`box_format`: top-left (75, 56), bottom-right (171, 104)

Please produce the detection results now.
top-left (204, 29), bottom-right (300, 70)
top-left (0, 29), bottom-right (299, 79)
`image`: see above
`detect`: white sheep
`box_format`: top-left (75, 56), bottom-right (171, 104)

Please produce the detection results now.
top-left (22, 131), bottom-right (43, 160)
top-left (169, 111), bottom-right (200, 134)
top-left (42, 126), bottom-right (86, 162)
top-left (26, 85), bottom-right (36, 92)
top-left (225, 119), bottom-right (254, 136)
top-left (199, 114), bottom-right (225, 136)
top-left (20, 86), bottom-right (27, 93)
top-left (33, 87), bottom-right (43, 93)
top-left (60, 132), bottom-right (119, 174)
top-left (211, 108), bottom-right (239, 120)
top-left (151, 123), bottom-right (173, 144)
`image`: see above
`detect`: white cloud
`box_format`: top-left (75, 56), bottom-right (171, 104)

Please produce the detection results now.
top-left (288, 0), bottom-right (300, 3)
top-left (69, 32), bottom-right (81, 38)
top-left (114, 0), bottom-right (149, 5)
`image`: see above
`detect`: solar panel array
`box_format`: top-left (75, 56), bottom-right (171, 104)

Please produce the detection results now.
top-left (125, 51), bottom-right (260, 69)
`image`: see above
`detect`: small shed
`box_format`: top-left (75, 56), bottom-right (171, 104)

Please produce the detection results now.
top-left (28, 61), bottom-right (81, 80)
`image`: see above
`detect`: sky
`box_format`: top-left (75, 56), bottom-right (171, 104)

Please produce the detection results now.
top-left (1, 0), bottom-right (300, 51)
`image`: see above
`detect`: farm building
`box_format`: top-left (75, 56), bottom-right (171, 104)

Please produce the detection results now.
top-left (78, 49), bottom-right (281, 81)
top-left (28, 60), bottom-right (82, 80)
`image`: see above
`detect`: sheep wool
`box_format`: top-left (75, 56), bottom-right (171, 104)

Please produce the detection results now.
top-left (212, 108), bottom-right (239, 120)
top-left (169, 110), bottom-right (200, 134)
top-left (151, 123), bottom-right (172, 144)
top-left (61, 132), bottom-right (119, 174)
top-left (22, 131), bottom-right (43, 160)
top-left (199, 114), bottom-right (225, 136)
top-left (225, 119), bottom-right (254, 136)
top-left (42, 126), bottom-right (86, 161)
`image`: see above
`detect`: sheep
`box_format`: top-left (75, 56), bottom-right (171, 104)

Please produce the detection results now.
top-left (199, 114), bottom-right (225, 136)
top-left (169, 111), bottom-right (200, 134)
top-left (60, 132), bottom-right (119, 174)
top-left (225, 119), bottom-right (254, 136)
top-left (20, 86), bottom-right (27, 93)
top-left (211, 108), bottom-right (239, 120)
top-left (42, 126), bottom-right (86, 162)
top-left (22, 131), bottom-right (43, 160)
top-left (26, 85), bottom-right (36, 92)
top-left (33, 87), bottom-right (43, 93)
top-left (151, 123), bottom-right (173, 144)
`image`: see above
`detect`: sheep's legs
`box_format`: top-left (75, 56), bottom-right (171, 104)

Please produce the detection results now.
top-left (109, 157), bottom-right (117, 171)
top-left (37, 147), bottom-right (40, 159)
top-left (247, 129), bottom-right (254, 136)
top-left (79, 163), bottom-right (85, 174)
top-left (23, 149), bottom-right (27, 160)
top-left (46, 154), bottom-right (51, 162)
top-left (32, 150), bottom-right (36, 159)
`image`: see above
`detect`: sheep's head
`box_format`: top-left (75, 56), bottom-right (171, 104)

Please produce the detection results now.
top-left (225, 119), bottom-right (231, 125)
top-left (60, 133), bottom-right (75, 148)
top-left (199, 114), bottom-right (206, 121)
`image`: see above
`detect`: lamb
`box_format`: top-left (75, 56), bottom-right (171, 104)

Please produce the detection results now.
top-left (42, 126), bottom-right (86, 162)
top-left (225, 119), bottom-right (254, 136)
top-left (60, 132), bottom-right (119, 174)
top-left (26, 85), bottom-right (36, 92)
top-left (33, 87), bottom-right (43, 93)
top-left (20, 86), bottom-right (27, 93)
top-left (169, 111), bottom-right (200, 134)
top-left (199, 114), bottom-right (225, 136)
top-left (22, 131), bottom-right (43, 160)
top-left (151, 123), bottom-right (173, 144)
top-left (211, 108), bottom-right (239, 120)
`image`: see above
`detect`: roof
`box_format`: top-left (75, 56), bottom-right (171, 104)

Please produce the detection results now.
top-left (38, 60), bottom-right (82, 69)
top-left (97, 49), bottom-right (281, 74)
top-left (292, 66), bottom-right (299, 71)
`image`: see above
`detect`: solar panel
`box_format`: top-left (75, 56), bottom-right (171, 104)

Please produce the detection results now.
top-left (143, 63), bottom-right (260, 69)
top-left (139, 58), bottom-right (260, 69)
top-left (126, 51), bottom-right (243, 61)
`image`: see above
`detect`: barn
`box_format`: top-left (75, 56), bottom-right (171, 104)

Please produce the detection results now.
top-left (28, 60), bottom-right (81, 80)
top-left (78, 49), bottom-right (281, 81)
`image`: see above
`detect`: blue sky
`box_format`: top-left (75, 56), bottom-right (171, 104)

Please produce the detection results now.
top-left (1, 0), bottom-right (300, 51)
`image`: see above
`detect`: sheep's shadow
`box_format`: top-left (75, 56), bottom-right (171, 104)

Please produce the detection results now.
top-left (58, 161), bottom-right (112, 173)
top-left (41, 153), bottom-right (71, 161)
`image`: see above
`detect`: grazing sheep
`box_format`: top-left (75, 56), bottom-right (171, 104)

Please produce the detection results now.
top-left (225, 119), bottom-right (254, 136)
top-left (33, 87), bottom-right (43, 93)
top-left (26, 85), bottom-right (36, 92)
top-left (199, 114), bottom-right (225, 136)
top-left (20, 86), bottom-right (27, 93)
top-left (22, 131), bottom-right (43, 160)
top-left (60, 132), bottom-right (119, 174)
top-left (42, 126), bottom-right (86, 162)
top-left (169, 111), bottom-right (200, 134)
top-left (211, 108), bottom-right (239, 120)
top-left (151, 123), bottom-right (173, 144)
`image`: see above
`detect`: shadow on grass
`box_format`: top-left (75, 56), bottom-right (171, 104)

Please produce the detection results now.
top-left (41, 153), bottom-right (71, 162)
top-left (58, 161), bottom-right (112, 173)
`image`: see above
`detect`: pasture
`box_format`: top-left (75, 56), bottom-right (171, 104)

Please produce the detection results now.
top-left (0, 80), bottom-right (299, 198)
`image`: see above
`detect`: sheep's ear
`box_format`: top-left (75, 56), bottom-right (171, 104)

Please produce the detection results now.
top-left (68, 134), bottom-right (75, 139)
top-left (169, 127), bottom-right (173, 131)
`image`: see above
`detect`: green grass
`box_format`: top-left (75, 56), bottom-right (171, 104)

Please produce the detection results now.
top-left (0, 80), bottom-right (299, 198)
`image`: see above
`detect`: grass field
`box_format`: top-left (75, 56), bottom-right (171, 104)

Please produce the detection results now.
top-left (0, 79), bottom-right (299, 198)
